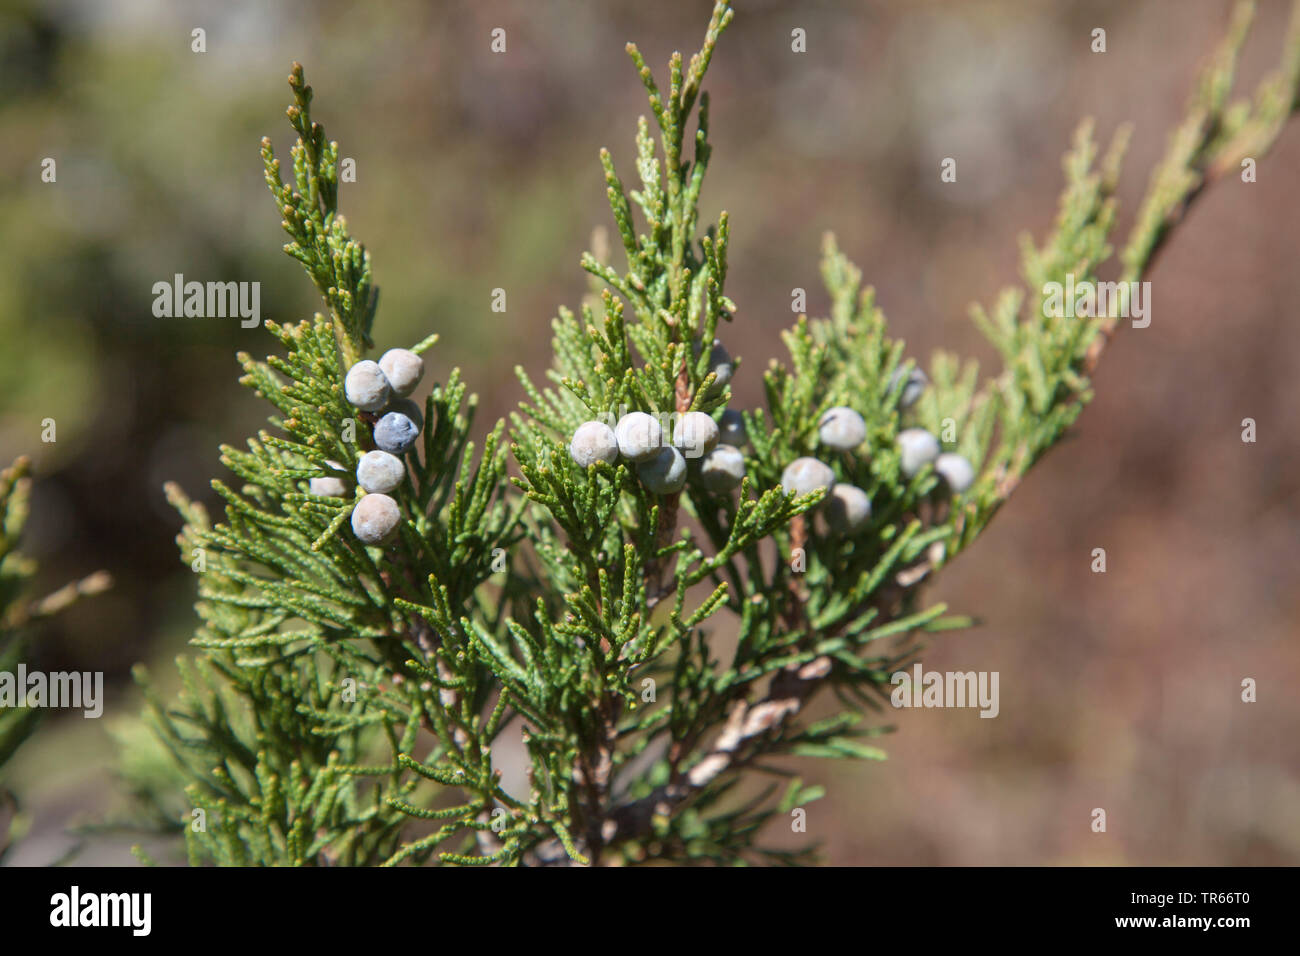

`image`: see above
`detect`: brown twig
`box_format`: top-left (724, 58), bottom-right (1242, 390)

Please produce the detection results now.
top-left (579, 357), bottom-right (698, 861)
top-left (604, 655), bottom-right (831, 843)
top-left (644, 360), bottom-right (695, 606)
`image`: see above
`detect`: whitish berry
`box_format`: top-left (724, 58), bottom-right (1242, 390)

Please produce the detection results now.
top-left (637, 445), bottom-right (687, 494)
top-left (699, 445), bottom-right (745, 492)
top-left (357, 450), bottom-right (405, 494)
top-left (344, 360), bottom-right (392, 412)
top-left (818, 406), bottom-right (867, 451)
top-left (378, 348), bottom-right (424, 397)
top-left (887, 365), bottom-right (928, 408)
top-left (309, 460), bottom-right (349, 498)
top-left (374, 411), bottom-right (419, 455)
top-left (827, 484), bottom-right (872, 532)
top-left (351, 493), bottom-right (400, 545)
top-left (898, 428), bottom-right (940, 478)
top-left (934, 452), bottom-right (975, 494)
top-left (615, 412), bottom-right (663, 463)
top-left (718, 409), bottom-right (747, 447)
top-left (569, 420), bottom-right (619, 468)
top-left (781, 457), bottom-right (835, 498)
top-left (385, 396), bottom-right (424, 432)
top-left (672, 411), bottom-right (719, 459)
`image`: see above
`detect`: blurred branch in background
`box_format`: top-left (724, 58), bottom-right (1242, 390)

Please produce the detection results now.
top-left (0, 456), bottom-right (109, 862)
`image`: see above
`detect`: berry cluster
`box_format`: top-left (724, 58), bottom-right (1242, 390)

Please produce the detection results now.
top-left (779, 366), bottom-right (977, 534)
top-left (310, 347), bottom-right (427, 545)
top-left (566, 338), bottom-right (976, 526)
top-left (781, 405), bottom-right (875, 533)
top-left (568, 339), bottom-right (748, 495)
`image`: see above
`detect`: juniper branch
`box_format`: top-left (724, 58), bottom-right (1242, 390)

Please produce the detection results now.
top-left (135, 0), bottom-right (1300, 867)
top-left (596, 0), bottom-right (1300, 854)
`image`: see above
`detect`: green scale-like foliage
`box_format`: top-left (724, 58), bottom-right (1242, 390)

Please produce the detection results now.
top-left (140, 66), bottom-right (526, 867)
top-left (137, 1), bottom-right (1300, 865)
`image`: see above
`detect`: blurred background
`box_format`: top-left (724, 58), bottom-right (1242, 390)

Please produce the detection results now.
top-left (1, 0), bottom-right (1297, 865)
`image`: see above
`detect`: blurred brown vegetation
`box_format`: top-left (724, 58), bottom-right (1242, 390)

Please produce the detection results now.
top-left (0, 0), bottom-right (1296, 865)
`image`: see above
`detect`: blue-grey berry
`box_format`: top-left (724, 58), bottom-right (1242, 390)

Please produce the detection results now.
top-left (718, 409), bottom-right (747, 447)
top-left (708, 340), bottom-right (733, 388)
top-left (351, 493), bottom-right (400, 545)
top-left (695, 338), bottom-right (732, 392)
top-left (637, 445), bottom-right (687, 495)
top-left (672, 411), bottom-right (719, 459)
top-left (887, 365), bottom-right (928, 409)
top-left (344, 360), bottom-right (392, 412)
top-left (385, 396), bottom-right (424, 433)
top-left (357, 450), bottom-right (406, 494)
top-left (781, 457), bottom-right (835, 498)
top-left (378, 348), bottom-right (424, 397)
top-left (817, 406), bottom-right (867, 451)
top-left (934, 452), bottom-right (975, 494)
top-left (569, 420), bottom-right (619, 468)
top-left (615, 412), bottom-right (663, 463)
top-left (699, 445), bottom-right (745, 492)
top-left (898, 428), bottom-right (940, 478)
top-left (827, 484), bottom-right (872, 532)
top-left (374, 411), bottom-right (419, 455)
top-left (309, 460), bottom-right (349, 498)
